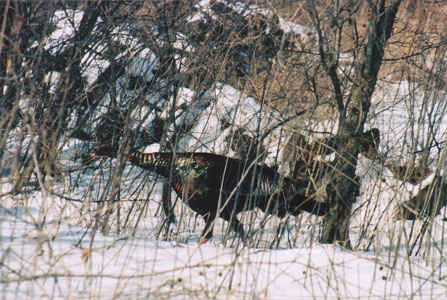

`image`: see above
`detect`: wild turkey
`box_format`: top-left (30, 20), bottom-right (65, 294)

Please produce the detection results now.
top-left (395, 175), bottom-right (447, 220)
top-left (91, 145), bottom-right (327, 244)
top-left (306, 128), bottom-right (381, 160)
top-left (385, 163), bottom-right (432, 185)
top-left (281, 128), bottom-right (380, 201)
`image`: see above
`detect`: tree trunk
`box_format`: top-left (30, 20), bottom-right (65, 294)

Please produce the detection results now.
top-left (318, 0), bottom-right (402, 247)
top-left (318, 86), bottom-right (368, 247)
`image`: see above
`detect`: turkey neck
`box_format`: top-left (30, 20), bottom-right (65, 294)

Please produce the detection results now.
top-left (127, 152), bottom-right (209, 180)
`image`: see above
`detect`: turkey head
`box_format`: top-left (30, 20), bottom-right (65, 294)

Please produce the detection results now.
top-left (91, 145), bottom-right (118, 159)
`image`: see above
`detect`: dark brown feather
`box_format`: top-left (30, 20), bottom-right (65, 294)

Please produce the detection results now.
top-left (93, 147), bottom-right (327, 243)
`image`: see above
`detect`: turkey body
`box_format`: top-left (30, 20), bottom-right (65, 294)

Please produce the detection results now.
top-left (94, 147), bottom-right (327, 243)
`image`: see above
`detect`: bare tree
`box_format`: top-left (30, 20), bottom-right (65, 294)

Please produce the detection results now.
top-left (305, 0), bottom-right (402, 247)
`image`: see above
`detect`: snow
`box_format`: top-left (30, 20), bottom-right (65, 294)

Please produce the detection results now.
top-left (2, 4), bottom-right (447, 300)
top-left (172, 83), bottom-right (281, 158)
top-left (46, 10), bottom-right (84, 49)
top-left (1, 201), bottom-right (445, 300)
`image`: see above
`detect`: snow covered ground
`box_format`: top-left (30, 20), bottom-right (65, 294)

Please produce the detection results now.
top-left (1, 194), bottom-right (446, 299)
